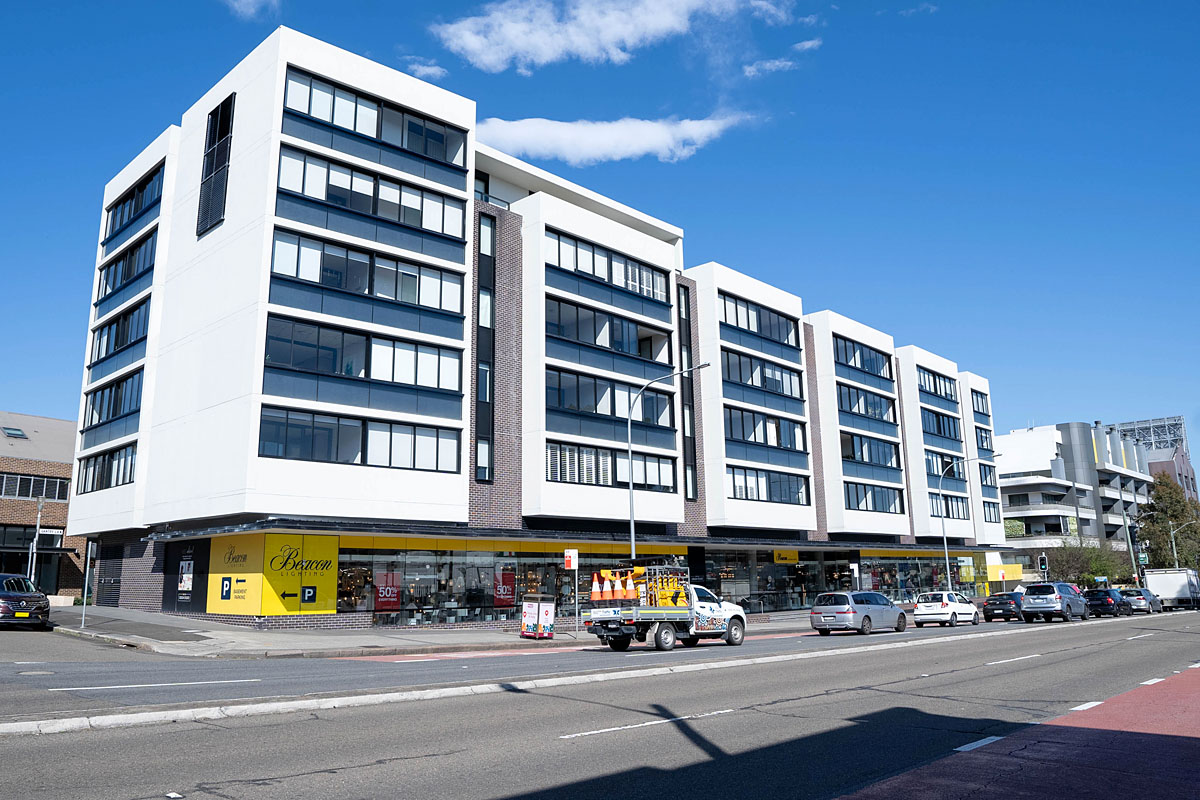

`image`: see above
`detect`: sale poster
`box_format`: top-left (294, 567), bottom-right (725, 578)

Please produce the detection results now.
top-left (375, 571), bottom-right (404, 611)
top-left (494, 561), bottom-right (516, 607)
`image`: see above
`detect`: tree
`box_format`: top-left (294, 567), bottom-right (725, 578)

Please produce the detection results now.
top-left (1137, 474), bottom-right (1200, 570)
top-left (1024, 535), bottom-right (1131, 585)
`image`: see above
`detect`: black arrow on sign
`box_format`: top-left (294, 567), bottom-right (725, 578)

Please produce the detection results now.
top-left (281, 591), bottom-right (298, 599)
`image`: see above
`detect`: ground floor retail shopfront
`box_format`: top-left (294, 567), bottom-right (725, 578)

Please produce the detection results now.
top-left (98, 529), bottom-right (992, 628)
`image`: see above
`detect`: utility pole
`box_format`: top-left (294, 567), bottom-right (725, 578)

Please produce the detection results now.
top-left (26, 497), bottom-right (44, 584)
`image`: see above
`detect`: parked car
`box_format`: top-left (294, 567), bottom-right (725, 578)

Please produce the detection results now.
top-left (1120, 588), bottom-right (1163, 614)
top-left (1083, 588), bottom-right (1133, 617)
top-left (809, 591), bottom-right (907, 636)
top-left (0, 573), bottom-right (51, 630)
top-left (1021, 582), bottom-right (1088, 622)
top-left (983, 592), bottom-right (1023, 622)
top-left (913, 592), bottom-right (979, 627)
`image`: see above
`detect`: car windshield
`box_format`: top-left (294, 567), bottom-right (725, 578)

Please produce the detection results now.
top-left (916, 593), bottom-right (943, 603)
top-left (1120, 590), bottom-right (1141, 597)
top-left (815, 594), bottom-right (849, 606)
top-left (1025, 585), bottom-right (1055, 595)
top-left (1084, 590), bottom-right (1108, 597)
top-left (2, 577), bottom-right (36, 593)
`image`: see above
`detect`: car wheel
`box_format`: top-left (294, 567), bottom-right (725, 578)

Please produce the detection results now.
top-left (817, 628), bottom-right (832, 636)
top-left (681, 636), bottom-right (700, 647)
top-left (1022, 614), bottom-right (1033, 624)
top-left (608, 637), bottom-right (631, 652)
top-left (1081, 607), bottom-right (1090, 620)
top-left (654, 622), bottom-right (677, 651)
top-left (725, 618), bottom-right (745, 647)
top-left (915, 621), bottom-right (924, 628)
top-left (984, 615), bottom-right (994, 623)
top-left (859, 616), bottom-right (872, 635)
top-left (948, 613), bottom-right (958, 628)
top-left (894, 613), bottom-right (907, 633)
top-left (972, 612), bottom-right (980, 626)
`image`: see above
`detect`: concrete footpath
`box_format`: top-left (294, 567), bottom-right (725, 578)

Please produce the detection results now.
top-left (48, 605), bottom-right (811, 658)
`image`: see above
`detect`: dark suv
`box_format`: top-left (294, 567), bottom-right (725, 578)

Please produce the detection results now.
top-left (0, 573), bottom-right (51, 629)
top-left (1021, 582), bottom-right (1088, 622)
top-left (1084, 588), bottom-right (1133, 617)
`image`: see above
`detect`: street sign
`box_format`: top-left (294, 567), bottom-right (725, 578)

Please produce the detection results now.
top-left (999, 569), bottom-right (1006, 581)
top-left (564, 549), bottom-right (578, 570)
top-left (1138, 552), bottom-right (1149, 565)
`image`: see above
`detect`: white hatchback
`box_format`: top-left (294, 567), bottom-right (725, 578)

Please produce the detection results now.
top-left (913, 591), bottom-right (979, 627)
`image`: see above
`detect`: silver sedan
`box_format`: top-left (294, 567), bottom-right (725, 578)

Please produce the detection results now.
top-left (1120, 588), bottom-right (1163, 614)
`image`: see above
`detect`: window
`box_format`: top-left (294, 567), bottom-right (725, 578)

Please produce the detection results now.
top-left (844, 481), bottom-right (904, 514)
top-left (277, 148), bottom-right (465, 238)
top-left (833, 335), bottom-right (892, 378)
top-left (477, 362), bottom-right (492, 402)
top-left (921, 408), bottom-right (961, 440)
top-left (1007, 493), bottom-right (1030, 507)
top-left (929, 493), bottom-right (970, 520)
top-left (544, 228), bottom-right (668, 303)
top-left (546, 368), bottom-right (673, 428)
top-left (971, 390), bottom-right (990, 416)
top-left (718, 292), bottom-right (798, 346)
top-left (980, 463), bottom-right (998, 487)
top-left (547, 297), bottom-right (671, 363)
top-left (97, 231), bottom-right (156, 301)
top-left (726, 466), bottom-right (809, 505)
top-left (925, 450), bottom-right (965, 480)
top-left (198, 94), bottom-right (235, 234)
top-left (836, 383), bottom-right (895, 422)
top-left (0, 474), bottom-right (70, 501)
top-left (1, 428), bottom-right (28, 439)
top-left (479, 288), bottom-right (493, 328)
top-left (105, 163), bottom-right (164, 239)
top-left (726, 407), bottom-right (806, 451)
top-left (77, 443), bottom-right (137, 494)
top-left (91, 299), bottom-right (150, 363)
top-left (720, 349), bottom-right (803, 399)
top-left (976, 427), bottom-right (994, 450)
top-left (476, 439), bottom-right (492, 482)
top-left (841, 433), bottom-right (899, 468)
top-left (982, 501), bottom-right (1001, 523)
top-left (271, 230), bottom-right (464, 313)
top-left (546, 442), bottom-right (675, 492)
top-left (259, 406), bottom-right (458, 472)
top-left (284, 68), bottom-right (466, 167)
top-left (917, 366), bottom-right (958, 401)
top-left (84, 370), bottom-right (143, 427)
top-left (479, 216), bottom-right (495, 258)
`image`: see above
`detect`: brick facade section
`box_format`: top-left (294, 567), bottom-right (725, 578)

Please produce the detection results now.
top-left (0, 454), bottom-right (84, 596)
top-left (677, 274), bottom-right (708, 539)
top-left (803, 322), bottom-right (829, 541)
top-left (469, 201), bottom-right (527, 531)
top-left (92, 530), bottom-right (166, 611)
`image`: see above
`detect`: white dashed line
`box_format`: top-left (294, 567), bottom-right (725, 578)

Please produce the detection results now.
top-left (1071, 702), bottom-right (1103, 711)
top-left (1141, 678), bottom-right (1165, 685)
top-left (955, 735), bottom-right (1004, 752)
top-left (1126, 633), bottom-right (1155, 640)
top-left (49, 679), bottom-right (262, 692)
top-left (985, 654), bottom-right (1040, 666)
top-left (560, 709), bottom-right (734, 739)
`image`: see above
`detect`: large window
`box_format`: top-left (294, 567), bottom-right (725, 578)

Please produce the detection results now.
top-left (84, 370), bottom-right (143, 428)
top-left (980, 463), bottom-right (998, 487)
top-left (720, 349), bottom-right (803, 399)
top-left (921, 408), bottom-right (961, 441)
top-left (78, 444), bottom-right (137, 494)
top-left (271, 230), bottom-right (463, 313)
top-left (97, 231), bottom-right (156, 301)
top-left (284, 68), bottom-right (466, 168)
top-left (983, 501), bottom-right (1001, 523)
top-left (278, 148), bottom-right (465, 238)
top-left (971, 389), bottom-right (990, 416)
top-left (976, 427), bottom-right (994, 450)
top-left (725, 407), bottom-right (806, 451)
top-left (929, 493), bottom-right (970, 520)
top-left (925, 450), bottom-right (965, 480)
top-left (106, 163), bottom-right (163, 238)
top-left (546, 297), bottom-right (670, 363)
top-left (917, 366), bottom-right (958, 402)
top-left (545, 442), bottom-right (675, 493)
top-left (844, 481), bottom-right (904, 514)
top-left (197, 93), bottom-right (234, 235)
top-left (0, 474), bottom-right (70, 502)
top-left (544, 228), bottom-right (668, 303)
top-left (259, 406), bottom-right (460, 472)
top-left (841, 433), bottom-right (899, 468)
top-left (727, 467), bottom-right (809, 505)
top-left (91, 299), bottom-right (150, 363)
top-left (836, 383), bottom-right (895, 422)
top-left (545, 368), bottom-right (673, 428)
top-left (719, 292), bottom-right (798, 346)
top-left (833, 335), bottom-right (892, 378)
top-left (265, 316), bottom-right (461, 392)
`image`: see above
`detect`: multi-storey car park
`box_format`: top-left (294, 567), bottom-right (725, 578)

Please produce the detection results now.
top-left (70, 28), bottom-right (1008, 628)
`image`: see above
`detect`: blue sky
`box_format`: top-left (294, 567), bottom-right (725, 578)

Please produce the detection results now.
top-left (1, 0), bottom-right (1197, 444)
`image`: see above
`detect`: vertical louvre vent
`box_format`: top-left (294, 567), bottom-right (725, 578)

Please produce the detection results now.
top-left (197, 93), bottom-right (235, 235)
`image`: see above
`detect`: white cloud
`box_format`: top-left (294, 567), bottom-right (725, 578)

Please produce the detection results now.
top-left (898, 2), bottom-right (938, 16)
top-left (748, 0), bottom-right (794, 25)
top-left (796, 13), bottom-right (820, 26)
top-left (476, 113), bottom-right (749, 166)
top-left (220, 0), bottom-right (278, 20)
top-left (792, 37), bottom-right (823, 51)
top-left (430, 0), bottom-right (741, 74)
top-left (742, 58), bottom-right (797, 78)
top-left (403, 57), bottom-right (449, 81)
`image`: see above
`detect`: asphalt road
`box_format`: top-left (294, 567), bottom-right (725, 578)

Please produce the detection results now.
top-left (3, 610), bottom-right (1198, 799)
top-left (0, 611), bottom-right (1185, 719)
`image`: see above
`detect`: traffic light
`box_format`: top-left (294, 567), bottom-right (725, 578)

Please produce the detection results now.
top-left (1037, 553), bottom-right (1049, 573)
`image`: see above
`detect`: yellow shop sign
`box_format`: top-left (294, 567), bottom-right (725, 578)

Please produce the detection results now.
top-left (206, 533), bottom-right (337, 616)
top-left (206, 533), bottom-right (265, 616)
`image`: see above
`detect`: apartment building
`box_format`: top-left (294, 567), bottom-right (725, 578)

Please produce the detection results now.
top-left (1114, 416), bottom-right (1196, 501)
top-left (70, 28), bottom-right (1008, 628)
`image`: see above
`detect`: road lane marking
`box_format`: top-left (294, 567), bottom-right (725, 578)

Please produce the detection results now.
top-left (392, 659), bottom-right (440, 663)
top-left (955, 735), bottom-right (1004, 752)
top-left (1126, 633), bottom-right (1154, 640)
top-left (1141, 678), bottom-right (1165, 685)
top-left (49, 679), bottom-right (262, 692)
top-left (1071, 702), bottom-right (1103, 711)
top-left (560, 709), bottom-right (734, 739)
top-left (985, 654), bottom-right (1040, 666)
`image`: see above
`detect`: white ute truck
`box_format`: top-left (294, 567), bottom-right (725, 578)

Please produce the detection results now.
top-left (1143, 568), bottom-right (1200, 610)
top-left (585, 563), bottom-right (746, 651)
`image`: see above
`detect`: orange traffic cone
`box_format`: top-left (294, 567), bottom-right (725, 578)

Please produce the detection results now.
top-left (625, 575), bottom-right (636, 603)
top-left (600, 578), bottom-right (613, 601)
top-left (589, 573), bottom-right (601, 603)
top-left (613, 574), bottom-right (627, 601)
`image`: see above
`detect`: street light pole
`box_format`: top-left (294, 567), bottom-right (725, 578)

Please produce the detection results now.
top-left (26, 496), bottom-right (44, 584)
top-left (937, 453), bottom-right (1000, 592)
top-left (628, 362), bottom-right (709, 559)
top-left (1166, 520), bottom-right (1196, 569)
